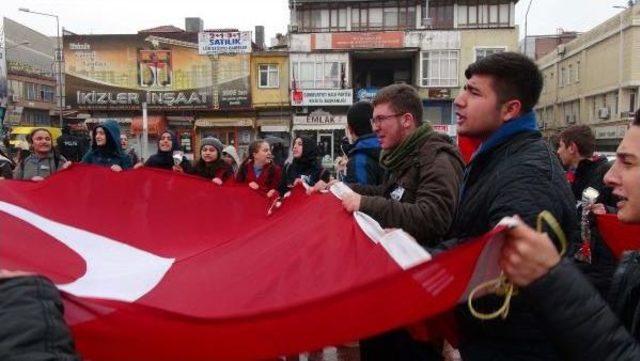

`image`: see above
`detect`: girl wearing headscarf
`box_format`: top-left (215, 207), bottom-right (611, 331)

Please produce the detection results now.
top-left (192, 137), bottom-right (233, 185)
top-left (81, 120), bottom-right (132, 172)
top-left (236, 139), bottom-right (282, 197)
top-left (278, 136), bottom-right (330, 196)
top-left (143, 130), bottom-right (192, 173)
top-left (14, 128), bottom-right (70, 181)
top-left (221, 144), bottom-right (241, 175)
top-left (0, 147), bottom-right (14, 179)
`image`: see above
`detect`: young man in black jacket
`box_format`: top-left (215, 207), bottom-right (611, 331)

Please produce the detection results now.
top-left (344, 101), bottom-right (384, 186)
top-left (500, 113), bottom-right (640, 360)
top-left (445, 52), bottom-right (578, 360)
top-left (557, 125), bottom-right (616, 208)
top-left (0, 270), bottom-right (80, 360)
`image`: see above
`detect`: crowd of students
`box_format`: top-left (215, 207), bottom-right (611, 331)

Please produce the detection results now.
top-left (2, 51), bottom-right (640, 361)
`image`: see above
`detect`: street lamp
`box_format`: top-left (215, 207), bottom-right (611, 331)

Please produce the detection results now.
top-left (614, 5), bottom-right (627, 120)
top-left (523, 0), bottom-right (534, 58)
top-left (19, 7), bottom-right (64, 129)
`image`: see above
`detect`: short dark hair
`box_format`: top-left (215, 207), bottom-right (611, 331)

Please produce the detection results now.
top-left (634, 108), bottom-right (640, 126)
top-left (464, 52), bottom-right (543, 114)
top-left (559, 125), bottom-right (596, 157)
top-left (347, 101), bottom-right (374, 137)
top-left (372, 84), bottom-right (423, 126)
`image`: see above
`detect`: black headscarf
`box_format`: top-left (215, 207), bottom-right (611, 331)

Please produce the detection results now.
top-left (144, 130), bottom-right (181, 170)
top-left (279, 136), bottom-right (329, 195)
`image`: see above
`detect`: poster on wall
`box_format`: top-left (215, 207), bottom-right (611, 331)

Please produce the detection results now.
top-left (64, 34), bottom-right (215, 110)
top-left (217, 54), bottom-right (251, 109)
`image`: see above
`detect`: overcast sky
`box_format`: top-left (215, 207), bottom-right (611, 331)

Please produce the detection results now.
top-left (1, 0), bottom-right (632, 43)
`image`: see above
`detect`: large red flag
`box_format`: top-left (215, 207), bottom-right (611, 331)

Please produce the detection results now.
top-left (596, 213), bottom-right (640, 259)
top-left (0, 165), bottom-right (506, 361)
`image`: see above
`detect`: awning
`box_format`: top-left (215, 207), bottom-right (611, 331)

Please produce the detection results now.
top-left (86, 118), bottom-right (133, 124)
top-left (257, 117), bottom-right (290, 132)
top-left (131, 116), bottom-right (168, 136)
top-left (261, 125), bottom-right (290, 132)
top-left (292, 124), bottom-right (346, 131)
top-left (195, 118), bottom-right (254, 128)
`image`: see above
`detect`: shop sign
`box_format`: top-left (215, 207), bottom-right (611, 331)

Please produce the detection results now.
top-left (290, 89), bottom-right (353, 107)
top-left (595, 125), bottom-right (628, 140)
top-left (198, 31), bottom-right (252, 55)
top-left (313, 32), bottom-right (404, 50)
top-left (76, 91), bottom-right (208, 108)
top-left (356, 87), bottom-right (378, 101)
top-left (428, 88), bottom-right (451, 99)
top-left (293, 109), bottom-right (347, 125)
top-left (432, 124), bottom-right (457, 137)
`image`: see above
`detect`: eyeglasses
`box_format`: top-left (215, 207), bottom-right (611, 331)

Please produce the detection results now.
top-left (370, 113), bottom-right (404, 126)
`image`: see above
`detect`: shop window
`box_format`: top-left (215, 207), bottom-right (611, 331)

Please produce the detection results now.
top-left (475, 47), bottom-right (505, 61)
top-left (421, 50), bottom-right (459, 87)
top-left (259, 64), bottom-right (279, 88)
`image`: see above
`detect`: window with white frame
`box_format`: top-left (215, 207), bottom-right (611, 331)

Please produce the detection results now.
top-left (421, 50), bottom-right (459, 87)
top-left (568, 64), bottom-right (573, 84)
top-left (475, 47), bottom-right (505, 61)
top-left (259, 64), bottom-right (279, 88)
top-left (292, 60), bottom-right (345, 89)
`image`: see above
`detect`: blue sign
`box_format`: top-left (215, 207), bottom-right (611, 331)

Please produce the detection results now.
top-left (356, 87), bottom-right (379, 101)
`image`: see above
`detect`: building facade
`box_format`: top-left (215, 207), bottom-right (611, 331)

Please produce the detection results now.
top-left (287, 0), bottom-right (519, 158)
top-left (536, 4), bottom-right (639, 151)
top-left (3, 17), bottom-right (57, 127)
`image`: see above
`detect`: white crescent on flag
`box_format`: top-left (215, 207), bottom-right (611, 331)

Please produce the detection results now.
top-left (0, 200), bottom-right (174, 302)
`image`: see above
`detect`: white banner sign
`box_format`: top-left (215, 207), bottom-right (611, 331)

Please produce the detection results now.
top-left (198, 31), bottom-right (252, 55)
top-left (291, 89), bottom-right (353, 107)
top-left (595, 125), bottom-right (628, 140)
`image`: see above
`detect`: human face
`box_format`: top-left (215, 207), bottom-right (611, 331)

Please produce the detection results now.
top-left (604, 126), bottom-right (640, 223)
top-left (31, 130), bottom-right (52, 155)
top-left (95, 128), bottom-right (107, 147)
top-left (253, 142), bottom-right (271, 165)
top-left (292, 138), bottom-right (303, 158)
top-left (455, 74), bottom-right (515, 140)
top-left (371, 102), bottom-right (409, 150)
top-left (201, 145), bottom-right (218, 163)
top-left (120, 134), bottom-right (128, 148)
top-left (159, 133), bottom-right (173, 152)
top-left (556, 139), bottom-right (579, 168)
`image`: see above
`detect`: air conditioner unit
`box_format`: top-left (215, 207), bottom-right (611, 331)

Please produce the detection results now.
top-left (597, 107), bottom-right (610, 119)
top-left (557, 45), bottom-right (566, 56)
top-left (10, 94), bottom-right (20, 102)
top-left (422, 17), bottom-right (433, 28)
top-left (288, 24), bottom-right (299, 33)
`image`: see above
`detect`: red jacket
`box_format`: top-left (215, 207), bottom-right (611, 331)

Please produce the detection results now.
top-left (236, 160), bottom-right (282, 193)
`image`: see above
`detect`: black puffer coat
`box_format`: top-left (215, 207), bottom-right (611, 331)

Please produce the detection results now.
top-left (445, 124), bottom-right (579, 360)
top-left (524, 252), bottom-right (640, 361)
top-left (0, 276), bottom-right (80, 361)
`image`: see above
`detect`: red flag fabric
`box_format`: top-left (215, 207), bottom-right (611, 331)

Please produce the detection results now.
top-left (596, 213), bottom-right (640, 259)
top-left (0, 165), bottom-right (505, 361)
top-left (456, 136), bottom-right (481, 164)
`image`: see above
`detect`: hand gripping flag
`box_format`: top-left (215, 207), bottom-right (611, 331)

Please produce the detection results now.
top-left (0, 165), bottom-right (509, 361)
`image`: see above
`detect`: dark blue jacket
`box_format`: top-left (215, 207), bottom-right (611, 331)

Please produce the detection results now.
top-left (344, 133), bottom-right (383, 186)
top-left (81, 120), bottom-right (132, 169)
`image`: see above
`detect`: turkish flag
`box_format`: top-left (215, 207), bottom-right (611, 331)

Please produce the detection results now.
top-left (0, 165), bottom-right (506, 361)
top-left (596, 214), bottom-right (640, 259)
